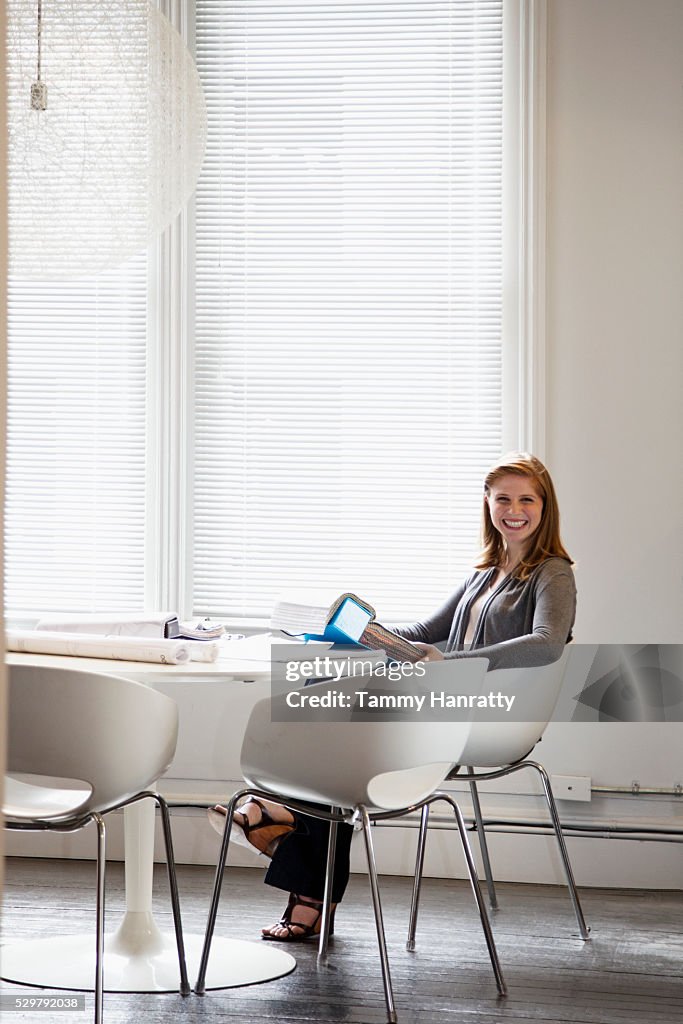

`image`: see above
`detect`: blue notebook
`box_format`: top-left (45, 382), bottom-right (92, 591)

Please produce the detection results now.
top-left (302, 593), bottom-right (374, 645)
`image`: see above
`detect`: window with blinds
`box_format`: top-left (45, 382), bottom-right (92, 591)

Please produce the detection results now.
top-left (5, 262), bottom-right (147, 615)
top-left (192, 0), bottom-right (505, 622)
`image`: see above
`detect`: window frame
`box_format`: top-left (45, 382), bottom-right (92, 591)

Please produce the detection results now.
top-left (5, 0), bottom-right (545, 628)
top-left (149, 0), bottom-right (547, 626)
top-left (502, 0), bottom-right (548, 460)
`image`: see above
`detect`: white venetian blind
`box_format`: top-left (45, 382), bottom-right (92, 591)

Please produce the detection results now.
top-left (193, 0), bottom-right (504, 621)
top-left (5, 262), bottom-right (147, 615)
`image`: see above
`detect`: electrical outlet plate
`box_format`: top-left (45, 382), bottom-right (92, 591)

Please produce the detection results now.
top-left (550, 774), bottom-right (592, 802)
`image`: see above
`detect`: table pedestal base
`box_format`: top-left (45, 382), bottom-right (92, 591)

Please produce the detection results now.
top-left (0, 930), bottom-right (296, 992)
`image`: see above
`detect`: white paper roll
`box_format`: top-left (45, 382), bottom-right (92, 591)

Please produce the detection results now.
top-left (6, 630), bottom-right (191, 665)
top-left (186, 640), bottom-right (220, 663)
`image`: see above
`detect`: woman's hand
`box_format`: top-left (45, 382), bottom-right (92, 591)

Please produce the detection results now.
top-left (412, 643), bottom-right (444, 662)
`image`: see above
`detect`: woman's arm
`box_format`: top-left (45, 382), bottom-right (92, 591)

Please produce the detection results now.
top-left (389, 577), bottom-right (472, 647)
top-left (445, 566), bottom-right (576, 670)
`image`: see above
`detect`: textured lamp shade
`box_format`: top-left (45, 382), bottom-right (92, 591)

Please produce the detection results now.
top-left (7, 0), bottom-right (207, 279)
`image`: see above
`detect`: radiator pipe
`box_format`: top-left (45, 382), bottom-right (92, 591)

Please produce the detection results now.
top-left (591, 782), bottom-right (683, 796)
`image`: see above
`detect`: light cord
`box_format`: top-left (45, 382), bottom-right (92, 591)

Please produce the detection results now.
top-left (36, 0), bottom-right (43, 82)
top-left (31, 0), bottom-right (47, 110)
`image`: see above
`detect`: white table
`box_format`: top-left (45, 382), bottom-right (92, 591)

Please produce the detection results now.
top-left (2, 643), bottom-right (296, 992)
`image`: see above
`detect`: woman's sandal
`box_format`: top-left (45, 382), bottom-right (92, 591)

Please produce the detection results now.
top-left (261, 893), bottom-right (336, 943)
top-left (207, 797), bottom-right (295, 858)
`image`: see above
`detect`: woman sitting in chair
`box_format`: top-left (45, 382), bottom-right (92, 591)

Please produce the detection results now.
top-left (208, 452), bottom-right (576, 941)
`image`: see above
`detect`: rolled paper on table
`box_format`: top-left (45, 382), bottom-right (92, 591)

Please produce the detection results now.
top-left (186, 640), bottom-right (221, 663)
top-left (6, 630), bottom-right (191, 665)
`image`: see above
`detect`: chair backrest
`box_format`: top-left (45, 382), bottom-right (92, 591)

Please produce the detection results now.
top-left (456, 647), bottom-right (571, 768)
top-left (240, 657), bottom-right (490, 811)
top-left (7, 663), bottom-right (179, 816)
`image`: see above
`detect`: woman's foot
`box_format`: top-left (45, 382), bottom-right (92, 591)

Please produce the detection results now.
top-left (261, 893), bottom-right (337, 942)
top-left (207, 797), bottom-right (295, 857)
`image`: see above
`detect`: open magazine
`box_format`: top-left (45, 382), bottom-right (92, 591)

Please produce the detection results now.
top-left (271, 592), bottom-right (424, 663)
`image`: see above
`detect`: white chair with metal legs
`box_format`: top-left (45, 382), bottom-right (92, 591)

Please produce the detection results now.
top-left (195, 656), bottom-right (508, 1024)
top-left (2, 664), bottom-right (190, 1024)
top-left (407, 648), bottom-right (591, 952)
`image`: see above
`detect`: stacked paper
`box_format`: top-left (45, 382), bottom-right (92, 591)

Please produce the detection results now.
top-left (26, 613), bottom-right (221, 663)
top-left (35, 612), bottom-right (179, 639)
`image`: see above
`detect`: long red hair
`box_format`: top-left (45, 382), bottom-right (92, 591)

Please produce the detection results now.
top-left (475, 452), bottom-right (573, 580)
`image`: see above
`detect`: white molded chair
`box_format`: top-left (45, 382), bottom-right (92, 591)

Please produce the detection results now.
top-left (406, 648), bottom-right (591, 951)
top-left (3, 664), bottom-right (190, 1024)
top-left (195, 657), bottom-right (507, 1023)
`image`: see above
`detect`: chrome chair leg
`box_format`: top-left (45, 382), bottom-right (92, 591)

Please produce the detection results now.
top-left (194, 791), bottom-right (246, 995)
top-left (528, 761), bottom-right (591, 939)
top-left (317, 811), bottom-right (338, 961)
top-left (406, 802), bottom-right (430, 951)
top-left (93, 814), bottom-right (106, 1024)
top-left (440, 795), bottom-right (507, 997)
top-left (155, 795), bottom-right (191, 995)
top-left (466, 768), bottom-right (498, 910)
top-left (359, 808), bottom-right (397, 1024)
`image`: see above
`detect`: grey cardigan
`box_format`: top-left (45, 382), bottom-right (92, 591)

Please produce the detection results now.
top-left (395, 557), bottom-right (576, 670)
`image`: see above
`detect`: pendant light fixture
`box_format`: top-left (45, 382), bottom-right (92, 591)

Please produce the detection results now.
top-left (7, 0), bottom-right (207, 279)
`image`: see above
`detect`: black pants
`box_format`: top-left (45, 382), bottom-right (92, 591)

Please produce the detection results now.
top-left (264, 807), bottom-right (354, 903)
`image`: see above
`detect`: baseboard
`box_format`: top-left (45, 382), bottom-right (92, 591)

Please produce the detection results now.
top-left (6, 804), bottom-right (682, 890)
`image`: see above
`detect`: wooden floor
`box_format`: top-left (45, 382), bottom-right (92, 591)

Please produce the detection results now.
top-left (1, 856), bottom-right (682, 1023)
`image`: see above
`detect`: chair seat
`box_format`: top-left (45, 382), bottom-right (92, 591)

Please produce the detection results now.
top-left (4, 772), bottom-right (92, 821)
top-left (195, 657), bottom-right (500, 1022)
top-left (5, 663), bottom-right (188, 1023)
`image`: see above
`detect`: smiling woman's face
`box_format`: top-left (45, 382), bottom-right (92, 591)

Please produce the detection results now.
top-left (486, 473), bottom-right (544, 553)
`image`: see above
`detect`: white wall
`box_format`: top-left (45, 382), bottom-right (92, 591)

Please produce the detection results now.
top-left (546, 0), bottom-right (683, 642)
top-left (535, 0), bottom-right (683, 885)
